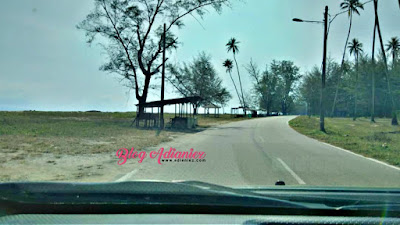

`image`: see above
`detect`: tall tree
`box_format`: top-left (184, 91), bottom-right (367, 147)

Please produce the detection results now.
top-left (226, 38), bottom-right (246, 113)
top-left (270, 60), bottom-right (301, 115)
top-left (246, 60), bottom-right (279, 115)
top-left (386, 37), bottom-right (400, 70)
top-left (77, 0), bottom-right (230, 116)
top-left (348, 38), bottom-right (363, 121)
top-left (331, 0), bottom-right (364, 116)
top-left (223, 59), bottom-right (242, 106)
top-left (300, 67), bottom-right (322, 116)
top-left (373, 0), bottom-right (398, 125)
top-left (167, 52), bottom-right (231, 115)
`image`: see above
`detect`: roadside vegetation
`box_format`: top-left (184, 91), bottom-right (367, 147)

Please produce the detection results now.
top-left (289, 116), bottom-right (400, 167)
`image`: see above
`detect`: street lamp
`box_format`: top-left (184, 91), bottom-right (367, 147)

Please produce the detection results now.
top-left (293, 6), bottom-right (328, 133)
top-left (292, 18), bottom-right (323, 24)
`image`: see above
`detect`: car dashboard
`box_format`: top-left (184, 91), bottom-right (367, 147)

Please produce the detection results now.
top-left (2, 214), bottom-right (400, 224)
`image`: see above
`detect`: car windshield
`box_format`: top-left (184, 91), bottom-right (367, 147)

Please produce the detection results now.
top-left (1, 0), bottom-right (400, 189)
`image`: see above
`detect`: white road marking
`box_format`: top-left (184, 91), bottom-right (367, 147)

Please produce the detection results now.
top-left (115, 169), bottom-right (138, 182)
top-left (321, 142), bottom-right (400, 172)
top-left (277, 158), bottom-right (306, 184)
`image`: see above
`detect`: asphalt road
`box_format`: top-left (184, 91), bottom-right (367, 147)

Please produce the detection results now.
top-left (117, 116), bottom-right (400, 187)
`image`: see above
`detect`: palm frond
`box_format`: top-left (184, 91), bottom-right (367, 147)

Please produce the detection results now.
top-left (223, 59), bottom-right (233, 73)
top-left (340, 0), bottom-right (364, 17)
top-left (226, 38), bottom-right (240, 54)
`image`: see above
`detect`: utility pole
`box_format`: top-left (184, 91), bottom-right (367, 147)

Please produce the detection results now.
top-left (320, 6), bottom-right (328, 132)
top-left (371, 14), bottom-right (377, 123)
top-left (294, 5), bottom-right (365, 130)
top-left (160, 23), bottom-right (166, 129)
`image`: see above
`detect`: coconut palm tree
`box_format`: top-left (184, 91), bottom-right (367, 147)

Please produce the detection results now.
top-left (348, 38), bottom-right (363, 121)
top-left (226, 38), bottom-right (246, 114)
top-left (348, 39), bottom-right (363, 63)
top-left (223, 59), bottom-right (242, 107)
top-left (386, 37), bottom-right (400, 70)
top-left (331, 0), bottom-right (364, 116)
top-left (373, 0), bottom-right (398, 125)
top-left (340, 0), bottom-right (364, 46)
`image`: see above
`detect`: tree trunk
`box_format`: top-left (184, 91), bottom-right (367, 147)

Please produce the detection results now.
top-left (233, 54), bottom-right (246, 115)
top-left (136, 73), bottom-right (151, 120)
top-left (135, 97), bottom-right (146, 127)
top-left (353, 54), bottom-right (359, 121)
top-left (266, 94), bottom-right (270, 116)
top-left (331, 14), bottom-right (353, 117)
top-left (281, 100), bottom-right (286, 115)
top-left (228, 71), bottom-right (243, 107)
top-left (393, 51), bottom-right (396, 70)
top-left (374, 0), bottom-right (398, 125)
top-left (137, 97), bottom-right (146, 115)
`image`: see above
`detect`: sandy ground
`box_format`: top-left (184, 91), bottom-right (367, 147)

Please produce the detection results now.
top-left (0, 150), bottom-right (144, 182)
top-left (0, 136), bottom-right (183, 182)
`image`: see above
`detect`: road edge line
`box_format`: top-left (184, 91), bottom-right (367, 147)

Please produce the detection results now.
top-left (115, 169), bottom-right (138, 182)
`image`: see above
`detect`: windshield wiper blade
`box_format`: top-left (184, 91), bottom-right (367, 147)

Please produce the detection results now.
top-left (243, 186), bottom-right (400, 207)
top-left (337, 203), bottom-right (400, 211)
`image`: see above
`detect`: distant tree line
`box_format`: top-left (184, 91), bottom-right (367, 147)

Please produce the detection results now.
top-left (245, 36), bottom-right (400, 119)
top-left (299, 39), bottom-right (400, 120)
top-left (246, 60), bottom-right (301, 115)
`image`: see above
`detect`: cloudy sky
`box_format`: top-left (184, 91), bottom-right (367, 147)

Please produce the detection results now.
top-left (0, 0), bottom-right (399, 112)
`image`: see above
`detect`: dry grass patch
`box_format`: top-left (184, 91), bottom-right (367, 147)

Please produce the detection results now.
top-left (289, 116), bottom-right (400, 167)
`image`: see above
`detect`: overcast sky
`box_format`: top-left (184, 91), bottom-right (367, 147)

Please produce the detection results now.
top-left (0, 0), bottom-right (399, 112)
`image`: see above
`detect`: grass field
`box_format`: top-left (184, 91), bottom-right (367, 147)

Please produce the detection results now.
top-left (289, 116), bottom-right (400, 167)
top-left (0, 111), bottom-right (248, 181)
top-left (0, 111), bottom-right (247, 155)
